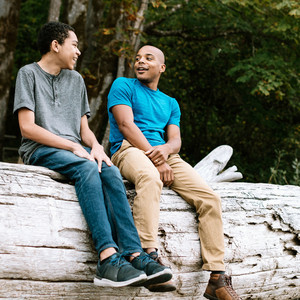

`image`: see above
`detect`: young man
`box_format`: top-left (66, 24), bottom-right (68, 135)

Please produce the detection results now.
top-left (107, 45), bottom-right (240, 299)
top-left (13, 23), bottom-right (172, 288)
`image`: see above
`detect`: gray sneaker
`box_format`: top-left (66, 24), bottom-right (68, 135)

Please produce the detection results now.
top-left (131, 251), bottom-right (173, 286)
top-left (144, 251), bottom-right (177, 292)
top-left (94, 252), bottom-right (147, 287)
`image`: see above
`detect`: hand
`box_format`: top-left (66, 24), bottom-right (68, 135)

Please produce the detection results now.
top-left (72, 143), bottom-right (94, 161)
top-left (145, 144), bottom-right (171, 167)
top-left (156, 162), bottom-right (174, 187)
top-left (90, 143), bottom-right (112, 172)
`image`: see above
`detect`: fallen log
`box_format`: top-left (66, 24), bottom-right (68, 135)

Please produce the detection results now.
top-left (0, 161), bottom-right (299, 299)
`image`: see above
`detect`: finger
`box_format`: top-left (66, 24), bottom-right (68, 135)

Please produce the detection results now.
top-left (74, 150), bottom-right (93, 160)
top-left (97, 159), bottom-right (103, 173)
top-left (104, 157), bottom-right (112, 167)
top-left (164, 174), bottom-right (171, 186)
top-left (145, 147), bottom-right (154, 156)
top-left (83, 150), bottom-right (95, 161)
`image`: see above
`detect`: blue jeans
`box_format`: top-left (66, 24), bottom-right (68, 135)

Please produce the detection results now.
top-left (29, 146), bottom-right (143, 256)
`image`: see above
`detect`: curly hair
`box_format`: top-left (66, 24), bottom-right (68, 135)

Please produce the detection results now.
top-left (37, 22), bottom-right (75, 55)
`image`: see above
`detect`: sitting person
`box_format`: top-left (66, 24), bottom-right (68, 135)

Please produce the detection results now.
top-left (13, 22), bottom-right (172, 288)
top-left (107, 45), bottom-right (240, 299)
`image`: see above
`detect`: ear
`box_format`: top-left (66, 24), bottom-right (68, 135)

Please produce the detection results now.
top-left (160, 64), bottom-right (166, 73)
top-left (50, 40), bottom-right (60, 53)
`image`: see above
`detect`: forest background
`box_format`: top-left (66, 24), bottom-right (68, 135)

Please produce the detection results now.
top-left (0, 0), bottom-right (299, 185)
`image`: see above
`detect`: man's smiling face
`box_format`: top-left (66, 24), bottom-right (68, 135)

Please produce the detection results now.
top-left (57, 30), bottom-right (81, 70)
top-left (134, 46), bottom-right (165, 90)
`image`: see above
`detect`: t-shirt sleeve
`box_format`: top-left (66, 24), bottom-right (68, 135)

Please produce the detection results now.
top-left (107, 77), bottom-right (133, 112)
top-left (80, 76), bottom-right (90, 118)
top-left (13, 67), bottom-right (35, 114)
top-left (167, 98), bottom-right (181, 127)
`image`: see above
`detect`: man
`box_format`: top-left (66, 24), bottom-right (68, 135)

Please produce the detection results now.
top-left (13, 23), bottom-right (172, 288)
top-left (107, 45), bottom-right (240, 299)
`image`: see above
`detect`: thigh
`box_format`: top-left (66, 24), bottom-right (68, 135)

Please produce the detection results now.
top-left (112, 140), bottom-right (160, 184)
top-left (29, 146), bottom-right (97, 178)
top-left (168, 154), bottom-right (217, 206)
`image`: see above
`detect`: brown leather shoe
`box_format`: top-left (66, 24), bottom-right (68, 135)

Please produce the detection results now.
top-left (204, 274), bottom-right (240, 300)
top-left (144, 280), bottom-right (177, 292)
top-left (144, 251), bottom-right (176, 292)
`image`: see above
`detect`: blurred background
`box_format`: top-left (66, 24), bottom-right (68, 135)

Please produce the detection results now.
top-left (0, 0), bottom-right (299, 184)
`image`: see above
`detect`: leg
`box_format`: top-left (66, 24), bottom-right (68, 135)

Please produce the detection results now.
top-left (167, 154), bottom-right (225, 271)
top-left (112, 140), bottom-right (163, 250)
top-left (29, 146), bottom-right (136, 255)
top-left (99, 162), bottom-right (143, 254)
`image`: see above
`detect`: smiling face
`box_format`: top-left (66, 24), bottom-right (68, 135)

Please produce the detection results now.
top-left (56, 30), bottom-right (81, 70)
top-left (134, 45), bottom-right (166, 90)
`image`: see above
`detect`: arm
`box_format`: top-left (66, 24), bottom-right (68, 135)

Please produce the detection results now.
top-left (111, 105), bottom-right (180, 187)
top-left (18, 108), bottom-right (93, 160)
top-left (80, 115), bottom-right (112, 172)
top-left (111, 104), bottom-right (153, 151)
top-left (145, 124), bottom-right (181, 166)
top-left (146, 125), bottom-right (181, 187)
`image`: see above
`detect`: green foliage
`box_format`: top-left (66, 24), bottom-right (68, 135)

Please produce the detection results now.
top-left (269, 150), bottom-right (300, 185)
top-left (14, 0), bottom-right (50, 78)
top-left (8, 0), bottom-right (300, 186)
top-left (144, 0), bottom-right (300, 184)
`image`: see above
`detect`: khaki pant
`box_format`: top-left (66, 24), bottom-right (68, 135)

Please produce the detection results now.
top-left (112, 140), bottom-right (225, 271)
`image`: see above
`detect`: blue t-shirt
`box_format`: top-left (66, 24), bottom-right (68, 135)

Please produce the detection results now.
top-left (107, 77), bottom-right (181, 155)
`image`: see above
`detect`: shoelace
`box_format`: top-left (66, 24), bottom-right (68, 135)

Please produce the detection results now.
top-left (148, 251), bottom-right (159, 261)
top-left (131, 252), bottom-right (153, 267)
top-left (109, 253), bottom-right (129, 267)
top-left (225, 275), bottom-right (232, 287)
top-left (224, 275), bottom-right (240, 300)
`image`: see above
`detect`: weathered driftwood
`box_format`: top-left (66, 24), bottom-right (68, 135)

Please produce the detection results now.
top-left (0, 161), bottom-right (300, 299)
top-left (194, 145), bottom-right (243, 182)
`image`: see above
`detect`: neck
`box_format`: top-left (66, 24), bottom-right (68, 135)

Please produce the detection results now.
top-left (37, 55), bottom-right (61, 76)
top-left (139, 80), bottom-right (158, 91)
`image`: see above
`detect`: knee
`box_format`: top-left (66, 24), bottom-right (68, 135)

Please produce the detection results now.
top-left (100, 164), bottom-right (124, 183)
top-left (103, 164), bottom-right (122, 179)
top-left (136, 167), bottom-right (162, 188)
top-left (201, 192), bottom-right (222, 214)
top-left (76, 160), bottom-right (99, 177)
top-left (191, 189), bottom-right (221, 209)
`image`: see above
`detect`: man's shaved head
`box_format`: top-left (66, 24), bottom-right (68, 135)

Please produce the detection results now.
top-left (138, 45), bottom-right (165, 64)
top-left (134, 45), bottom-right (166, 90)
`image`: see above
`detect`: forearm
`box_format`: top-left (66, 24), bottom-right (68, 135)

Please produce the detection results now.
top-left (81, 127), bottom-right (99, 149)
top-left (165, 136), bottom-right (181, 155)
top-left (20, 122), bottom-right (77, 151)
top-left (119, 122), bottom-right (152, 152)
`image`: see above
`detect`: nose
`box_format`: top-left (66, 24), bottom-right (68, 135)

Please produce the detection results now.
top-left (77, 48), bottom-right (81, 56)
top-left (138, 56), bottom-right (145, 64)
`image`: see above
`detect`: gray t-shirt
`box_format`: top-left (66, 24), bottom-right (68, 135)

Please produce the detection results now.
top-left (14, 62), bottom-right (90, 164)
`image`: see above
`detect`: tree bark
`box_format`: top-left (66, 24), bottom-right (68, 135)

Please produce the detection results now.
top-left (1, 161), bottom-right (299, 299)
top-left (48, 0), bottom-right (62, 22)
top-left (0, 0), bottom-right (21, 159)
top-left (61, 0), bottom-right (88, 51)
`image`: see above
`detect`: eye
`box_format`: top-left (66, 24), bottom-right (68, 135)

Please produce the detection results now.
top-left (147, 57), bottom-right (152, 60)
top-left (135, 57), bottom-right (140, 61)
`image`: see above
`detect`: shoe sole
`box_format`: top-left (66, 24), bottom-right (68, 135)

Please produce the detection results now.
top-left (203, 292), bottom-right (218, 300)
top-left (144, 268), bottom-right (173, 286)
top-left (145, 282), bottom-right (176, 292)
top-left (94, 273), bottom-right (147, 287)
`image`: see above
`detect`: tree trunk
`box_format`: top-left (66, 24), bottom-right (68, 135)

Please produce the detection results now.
top-left (0, 0), bottom-right (21, 160)
top-left (1, 161), bottom-right (299, 299)
top-left (61, 0), bottom-right (88, 50)
top-left (48, 0), bottom-right (62, 22)
top-left (60, 1), bottom-right (149, 150)
top-left (101, 0), bottom-right (149, 149)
